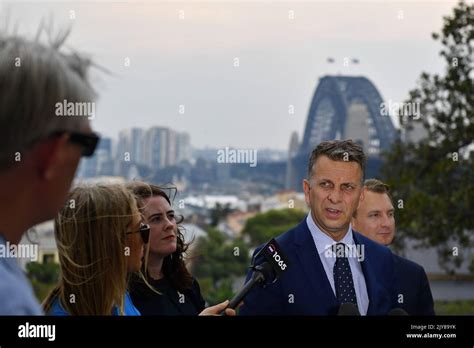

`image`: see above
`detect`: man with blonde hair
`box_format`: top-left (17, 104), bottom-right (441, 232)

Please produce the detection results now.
top-left (352, 178), bottom-right (434, 315)
top-left (0, 31), bottom-right (100, 314)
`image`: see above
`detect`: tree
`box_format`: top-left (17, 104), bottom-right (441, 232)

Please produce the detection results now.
top-left (210, 203), bottom-right (233, 227)
top-left (190, 228), bottom-right (250, 305)
top-left (26, 261), bottom-right (60, 284)
top-left (242, 208), bottom-right (307, 248)
top-left (26, 261), bottom-right (60, 301)
top-left (381, 1), bottom-right (474, 273)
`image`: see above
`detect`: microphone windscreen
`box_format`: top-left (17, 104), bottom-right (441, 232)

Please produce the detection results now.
top-left (254, 261), bottom-right (274, 281)
top-left (337, 302), bottom-right (361, 316)
top-left (388, 308), bottom-right (409, 316)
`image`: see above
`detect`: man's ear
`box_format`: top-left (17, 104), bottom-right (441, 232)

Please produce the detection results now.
top-left (351, 214), bottom-right (358, 231)
top-left (359, 186), bottom-right (366, 202)
top-left (303, 179), bottom-right (311, 206)
top-left (33, 134), bottom-right (70, 180)
top-left (353, 187), bottom-right (365, 215)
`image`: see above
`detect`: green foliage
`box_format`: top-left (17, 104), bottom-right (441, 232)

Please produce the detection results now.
top-left (242, 208), bottom-right (306, 248)
top-left (381, 1), bottom-right (474, 273)
top-left (26, 262), bottom-right (60, 302)
top-left (192, 228), bottom-right (250, 281)
top-left (26, 262), bottom-right (60, 284)
top-left (30, 279), bottom-right (57, 303)
top-left (191, 228), bottom-right (250, 305)
top-left (435, 299), bottom-right (474, 315)
top-left (207, 278), bottom-right (235, 305)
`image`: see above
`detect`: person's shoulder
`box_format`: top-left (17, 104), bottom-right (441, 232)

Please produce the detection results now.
top-left (393, 254), bottom-right (426, 274)
top-left (255, 218), bottom-right (306, 253)
top-left (0, 258), bottom-right (27, 289)
top-left (0, 260), bottom-right (42, 315)
top-left (279, 219), bottom-right (307, 242)
top-left (0, 286), bottom-right (43, 315)
top-left (47, 298), bottom-right (69, 316)
top-left (185, 277), bottom-right (206, 312)
top-left (124, 291), bottom-right (141, 316)
top-left (353, 230), bottom-right (392, 256)
top-left (128, 273), bottom-right (153, 298)
top-left (189, 277), bottom-right (206, 299)
top-left (190, 277), bottom-right (201, 293)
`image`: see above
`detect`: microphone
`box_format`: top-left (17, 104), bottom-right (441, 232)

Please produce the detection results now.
top-left (223, 238), bottom-right (290, 312)
top-left (388, 308), bottom-right (409, 316)
top-left (337, 303), bottom-right (361, 316)
top-left (226, 262), bottom-right (273, 309)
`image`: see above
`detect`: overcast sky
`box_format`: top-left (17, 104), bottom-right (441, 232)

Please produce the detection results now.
top-left (2, 0), bottom-right (460, 150)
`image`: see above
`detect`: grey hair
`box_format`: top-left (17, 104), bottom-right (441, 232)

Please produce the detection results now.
top-left (0, 27), bottom-right (96, 170)
top-left (307, 139), bottom-right (367, 181)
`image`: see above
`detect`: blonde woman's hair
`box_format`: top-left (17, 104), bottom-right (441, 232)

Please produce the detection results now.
top-left (43, 184), bottom-right (141, 315)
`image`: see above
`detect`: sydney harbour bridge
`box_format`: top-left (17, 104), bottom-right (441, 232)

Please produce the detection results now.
top-left (286, 75), bottom-right (399, 190)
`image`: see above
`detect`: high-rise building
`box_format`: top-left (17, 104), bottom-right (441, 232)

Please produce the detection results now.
top-left (143, 126), bottom-right (168, 170)
top-left (116, 128), bottom-right (145, 164)
top-left (285, 132), bottom-right (299, 189)
top-left (167, 129), bottom-right (177, 167)
top-left (96, 137), bottom-right (114, 176)
top-left (142, 127), bottom-right (192, 170)
top-left (176, 132), bottom-right (191, 163)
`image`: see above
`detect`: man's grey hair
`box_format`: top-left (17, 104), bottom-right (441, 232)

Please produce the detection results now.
top-left (307, 139), bottom-right (367, 181)
top-left (0, 29), bottom-right (96, 170)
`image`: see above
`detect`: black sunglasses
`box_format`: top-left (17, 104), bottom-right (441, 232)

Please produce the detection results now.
top-left (50, 131), bottom-right (100, 157)
top-left (126, 223), bottom-right (150, 244)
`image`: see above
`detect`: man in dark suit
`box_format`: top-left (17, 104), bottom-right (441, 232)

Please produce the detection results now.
top-left (352, 179), bottom-right (435, 315)
top-left (240, 140), bottom-right (397, 315)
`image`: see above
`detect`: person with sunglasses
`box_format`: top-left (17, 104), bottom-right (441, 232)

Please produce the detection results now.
top-left (43, 184), bottom-right (149, 315)
top-left (0, 32), bottom-right (100, 315)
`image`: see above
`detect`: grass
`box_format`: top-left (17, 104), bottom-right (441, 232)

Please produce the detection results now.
top-left (434, 299), bottom-right (474, 315)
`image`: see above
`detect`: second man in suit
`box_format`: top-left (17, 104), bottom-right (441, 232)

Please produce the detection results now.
top-left (352, 178), bottom-right (435, 315)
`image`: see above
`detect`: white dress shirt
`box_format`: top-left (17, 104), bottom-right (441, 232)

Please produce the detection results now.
top-left (306, 213), bottom-right (369, 315)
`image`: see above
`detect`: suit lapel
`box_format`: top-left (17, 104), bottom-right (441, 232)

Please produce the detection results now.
top-left (294, 221), bottom-right (339, 314)
top-left (353, 231), bottom-right (382, 315)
